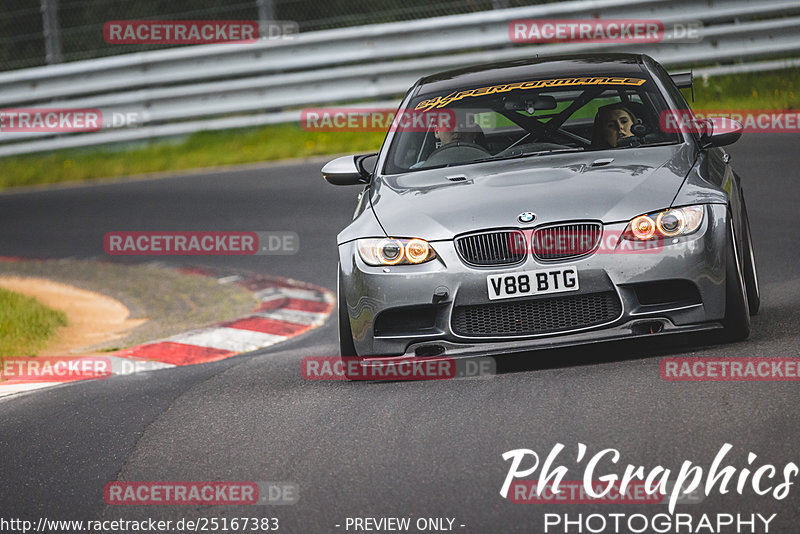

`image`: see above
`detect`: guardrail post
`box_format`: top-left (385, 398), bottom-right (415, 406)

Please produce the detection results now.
top-left (41, 0), bottom-right (63, 65)
top-left (257, 0), bottom-right (277, 39)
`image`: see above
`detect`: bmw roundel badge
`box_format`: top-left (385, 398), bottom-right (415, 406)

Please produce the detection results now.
top-left (518, 212), bottom-right (536, 223)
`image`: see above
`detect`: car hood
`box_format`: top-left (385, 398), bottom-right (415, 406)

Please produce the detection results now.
top-left (370, 144), bottom-right (696, 241)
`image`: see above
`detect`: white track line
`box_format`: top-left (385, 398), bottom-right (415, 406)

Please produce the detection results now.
top-left (255, 308), bottom-right (328, 326)
top-left (168, 327), bottom-right (287, 352)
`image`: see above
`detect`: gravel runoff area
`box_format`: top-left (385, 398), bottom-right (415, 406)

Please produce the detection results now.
top-left (0, 258), bottom-right (259, 353)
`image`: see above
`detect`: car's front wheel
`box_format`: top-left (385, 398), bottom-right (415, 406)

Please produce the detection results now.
top-left (337, 267), bottom-right (358, 358)
top-left (721, 221), bottom-right (751, 342)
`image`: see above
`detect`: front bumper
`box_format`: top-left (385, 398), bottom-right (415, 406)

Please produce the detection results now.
top-left (338, 204), bottom-right (728, 358)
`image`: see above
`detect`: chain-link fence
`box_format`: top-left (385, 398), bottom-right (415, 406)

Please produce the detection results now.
top-left (0, 0), bottom-right (561, 72)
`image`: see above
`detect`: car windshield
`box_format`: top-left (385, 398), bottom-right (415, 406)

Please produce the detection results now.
top-left (382, 73), bottom-right (682, 174)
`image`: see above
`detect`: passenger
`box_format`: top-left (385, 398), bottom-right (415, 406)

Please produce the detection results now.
top-left (593, 103), bottom-right (637, 148)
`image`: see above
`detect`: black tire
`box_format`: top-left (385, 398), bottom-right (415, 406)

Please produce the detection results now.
top-left (337, 268), bottom-right (358, 358)
top-left (721, 221), bottom-right (751, 342)
top-left (740, 198), bottom-right (760, 315)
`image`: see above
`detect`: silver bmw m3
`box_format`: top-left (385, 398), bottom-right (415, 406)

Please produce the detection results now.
top-left (323, 53), bottom-right (759, 362)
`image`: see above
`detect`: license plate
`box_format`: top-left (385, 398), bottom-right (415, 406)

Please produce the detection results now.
top-left (486, 266), bottom-right (579, 301)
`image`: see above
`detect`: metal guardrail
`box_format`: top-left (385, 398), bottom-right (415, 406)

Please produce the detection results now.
top-left (1, 0), bottom-right (799, 156)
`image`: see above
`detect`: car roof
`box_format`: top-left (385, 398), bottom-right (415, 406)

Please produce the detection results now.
top-left (415, 53), bottom-right (652, 97)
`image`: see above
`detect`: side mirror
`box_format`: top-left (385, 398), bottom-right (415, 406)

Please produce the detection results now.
top-left (700, 117), bottom-right (743, 148)
top-left (322, 153), bottom-right (377, 185)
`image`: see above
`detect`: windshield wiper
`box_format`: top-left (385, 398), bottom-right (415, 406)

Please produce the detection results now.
top-left (607, 140), bottom-right (679, 150)
top-left (470, 147), bottom-right (585, 164)
top-left (407, 147), bottom-right (587, 172)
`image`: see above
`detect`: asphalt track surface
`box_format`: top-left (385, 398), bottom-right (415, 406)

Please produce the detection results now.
top-left (0, 135), bottom-right (798, 533)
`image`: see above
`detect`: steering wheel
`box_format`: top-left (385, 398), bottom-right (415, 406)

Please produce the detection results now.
top-left (422, 142), bottom-right (491, 167)
top-left (616, 120), bottom-right (655, 148)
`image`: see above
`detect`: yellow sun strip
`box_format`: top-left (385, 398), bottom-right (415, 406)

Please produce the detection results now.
top-left (414, 77), bottom-right (647, 111)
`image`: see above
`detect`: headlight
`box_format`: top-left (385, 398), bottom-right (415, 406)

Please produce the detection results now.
top-left (357, 238), bottom-right (437, 266)
top-left (623, 205), bottom-right (704, 241)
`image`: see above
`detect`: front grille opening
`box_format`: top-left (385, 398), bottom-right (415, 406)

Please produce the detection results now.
top-left (415, 344), bottom-right (445, 357)
top-left (452, 291), bottom-right (621, 337)
top-left (631, 321), bottom-right (665, 335)
top-left (455, 230), bottom-right (526, 266)
top-left (532, 222), bottom-right (602, 261)
top-left (633, 280), bottom-right (701, 307)
top-left (374, 305), bottom-right (437, 337)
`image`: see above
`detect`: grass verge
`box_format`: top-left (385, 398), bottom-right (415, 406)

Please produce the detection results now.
top-left (0, 287), bottom-right (67, 356)
top-left (0, 125), bottom-right (386, 190)
top-left (0, 260), bottom-right (258, 352)
top-left (0, 69), bottom-right (798, 190)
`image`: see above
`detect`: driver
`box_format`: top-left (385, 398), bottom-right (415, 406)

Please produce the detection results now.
top-left (411, 109), bottom-right (487, 168)
top-left (434, 111), bottom-right (484, 147)
top-left (592, 103), bottom-right (637, 148)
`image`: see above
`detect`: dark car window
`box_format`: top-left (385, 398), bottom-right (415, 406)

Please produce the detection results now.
top-left (383, 74), bottom-right (681, 175)
top-left (652, 61), bottom-right (701, 144)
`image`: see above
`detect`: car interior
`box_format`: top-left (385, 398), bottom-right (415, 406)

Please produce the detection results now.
top-left (386, 84), bottom-right (681, 174)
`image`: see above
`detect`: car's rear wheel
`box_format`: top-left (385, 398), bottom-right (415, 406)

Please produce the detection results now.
top-left (741, 197), bottom-right (760, 315)
top-left (721, 221), bottom-right (751, 342)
